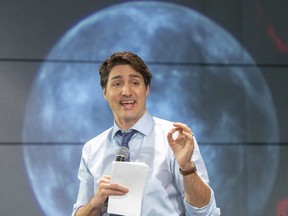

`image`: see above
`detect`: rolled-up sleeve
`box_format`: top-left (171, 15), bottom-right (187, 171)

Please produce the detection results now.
top-left (71, 144), bottom-right (94, 216)
top-left (184, 190), bottom-right (221, 216)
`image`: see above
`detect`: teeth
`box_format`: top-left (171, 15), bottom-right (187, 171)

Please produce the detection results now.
top-left (121, 100), bottom-right (134, 105)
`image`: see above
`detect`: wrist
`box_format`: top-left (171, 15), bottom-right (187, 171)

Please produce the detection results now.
top-left (179, 161), bottom-right (197, 176)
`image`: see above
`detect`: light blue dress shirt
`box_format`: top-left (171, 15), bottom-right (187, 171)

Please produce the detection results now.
top-left (72, 112), bottom-right (220, 216)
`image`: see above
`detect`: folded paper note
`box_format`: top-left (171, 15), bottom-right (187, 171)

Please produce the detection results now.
top-left (107, 161), bottom-right (148, 216)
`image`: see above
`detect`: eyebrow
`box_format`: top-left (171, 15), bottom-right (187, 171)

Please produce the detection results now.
top-left (129, 74), bottom-right (142, 79)
top-left (110, 73), bottom-right (142, 81)
top-left (110, 75), bottom-right (123, 80)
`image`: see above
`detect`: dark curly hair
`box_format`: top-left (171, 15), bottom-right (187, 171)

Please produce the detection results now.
top-left (99, 51), bottom-right (153, 89)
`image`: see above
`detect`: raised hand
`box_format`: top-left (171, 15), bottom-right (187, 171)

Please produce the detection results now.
top-left (167, 122), bottom-right (195, 171)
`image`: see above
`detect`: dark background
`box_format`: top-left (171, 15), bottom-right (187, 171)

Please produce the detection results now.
top-left (0, 0), bottom-right (287, 215)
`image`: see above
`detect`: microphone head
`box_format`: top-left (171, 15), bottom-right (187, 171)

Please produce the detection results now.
top-left (116, 146), bottom-right (129, 161)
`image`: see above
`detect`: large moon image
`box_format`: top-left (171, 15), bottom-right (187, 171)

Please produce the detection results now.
top-left (22, 2), bottom-right (279, 216)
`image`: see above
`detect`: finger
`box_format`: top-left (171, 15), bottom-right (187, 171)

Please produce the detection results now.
top-left (168, 127), bottom-right (179, 135)
top-left (167, 128), bottom-right (184, 144)
top-left (173, 122), bottom-right (192, 133)
top-left (167, 127), bottom-right (178, 140)
top-left (98, 175), bottom-right (111, 184)
top-left (167, 132), bottom-right (173, 143)
top-left (101, 184), bottom-right (129, 198)
top-left (110, 183), bottom-right (129, 193)
top-left (99, 177), bottom-right (129, 193)
top-left (173, 123), bottom-right (195, 138)
top-left (182, 130), bottom-right (194, 139)
top-left (97, 183), bottom-right (129, 201)
top-left (103, 175), bottom-right (111, 180)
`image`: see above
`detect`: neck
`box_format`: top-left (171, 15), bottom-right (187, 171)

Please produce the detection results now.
top-left (115, 111), bottom-right (146, 131)
top-left (116, 121), bottom-right (134, 131)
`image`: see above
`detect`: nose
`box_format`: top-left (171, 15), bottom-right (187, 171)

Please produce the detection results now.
top-left (121, 83), bottom-right (132, 96)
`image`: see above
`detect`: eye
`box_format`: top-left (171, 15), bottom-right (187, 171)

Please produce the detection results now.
top-left (131, 78), bottom-right (141, 86)
top-left (112, 82), bottom-right (121, 87)
top-left (131, 81), bottom-right (140, 86)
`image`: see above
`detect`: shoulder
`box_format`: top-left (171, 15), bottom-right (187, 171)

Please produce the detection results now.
top-left (83, 127), bottom-right (113, 151)
top-left (152, 116), bottom-right (174, 131)
top-left (88, 127), bottom-right (113, 142)
top-left (79, 127), bottom-right (113, 164)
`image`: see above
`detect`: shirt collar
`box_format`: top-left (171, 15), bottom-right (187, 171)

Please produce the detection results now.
top-left (112, 111), bottom-right (153, 137)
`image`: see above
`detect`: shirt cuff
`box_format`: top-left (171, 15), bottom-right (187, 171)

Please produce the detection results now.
top-left (184, 191), bottom-right (221, 216)
top-left (71, 202), bottom-right (86, 216)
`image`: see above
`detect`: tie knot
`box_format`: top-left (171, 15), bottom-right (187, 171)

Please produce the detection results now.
top-left (117, 129), bottom-right (137, 147)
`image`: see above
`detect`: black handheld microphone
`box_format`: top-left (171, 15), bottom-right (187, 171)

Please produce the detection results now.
top-left (103, 147), bottom-right (130, 209)
top-left (116, 146), bottom-right (129, 161)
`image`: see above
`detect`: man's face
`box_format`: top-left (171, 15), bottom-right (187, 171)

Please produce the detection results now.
top-left (103, 64), bottom-right (149, 129)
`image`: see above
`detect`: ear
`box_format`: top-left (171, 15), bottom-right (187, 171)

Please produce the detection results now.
top-left (103, 88), bottom-right (108, 100)
top-left (146, 85), bottom-right (150, 96)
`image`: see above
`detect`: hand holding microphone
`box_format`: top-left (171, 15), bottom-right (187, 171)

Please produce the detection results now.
top-left (102, 147), bottom-right (130, 208)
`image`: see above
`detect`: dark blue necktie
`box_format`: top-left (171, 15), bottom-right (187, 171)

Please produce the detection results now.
top-left (117, 129), bottom-right (137, 161)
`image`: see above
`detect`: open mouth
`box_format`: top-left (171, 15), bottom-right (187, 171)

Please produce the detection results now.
top-left (120, 100), bottom-right (136, 108)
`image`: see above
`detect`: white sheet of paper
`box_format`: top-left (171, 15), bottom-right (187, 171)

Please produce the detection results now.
top-left (107, 161), bottom-right (148, 216)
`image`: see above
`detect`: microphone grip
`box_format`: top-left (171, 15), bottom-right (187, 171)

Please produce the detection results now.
top-left (104, 197), bottom-right (108, 207)
top-left (103, 147), bottom-right (128, 209)
top-left (116, 155), bottom-right (126, 161)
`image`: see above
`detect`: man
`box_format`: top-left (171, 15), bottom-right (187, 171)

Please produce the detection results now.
top-left (72, 51), bottom-right (220, 215)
